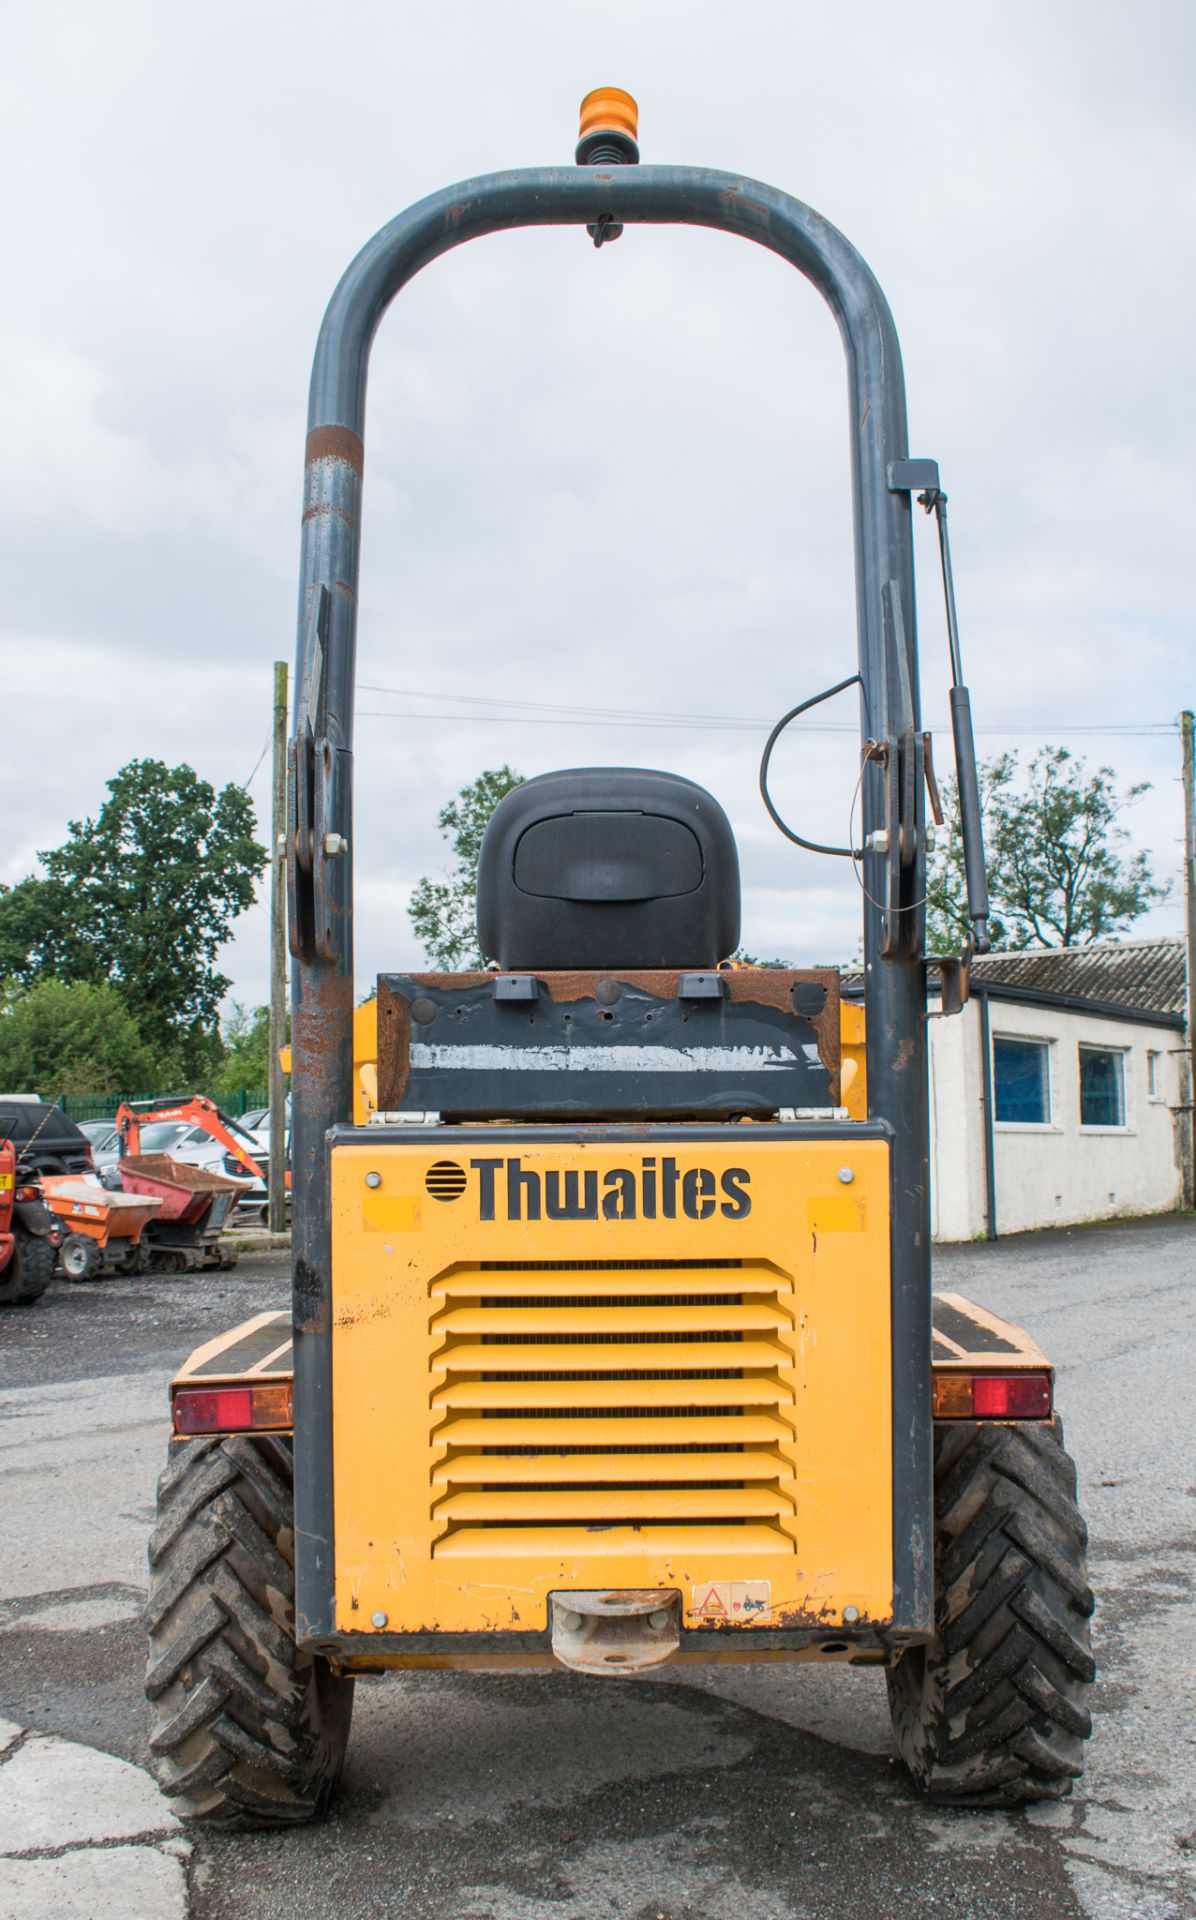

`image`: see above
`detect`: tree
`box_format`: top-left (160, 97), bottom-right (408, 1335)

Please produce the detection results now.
top-left (926, 747), bottom-right (1168, 953)
top-left (0, 759), bottom-right (265, 1074)
top-left (216, 1002), bottom-right (287, 1094)
top-left (0, 979), bottom-right (160, 1098)
top-left (408, 767), bottom-right (525, 968)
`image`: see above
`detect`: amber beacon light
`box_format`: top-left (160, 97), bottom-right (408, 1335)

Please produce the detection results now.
top-left (576, 88), bottom-right (640, 165)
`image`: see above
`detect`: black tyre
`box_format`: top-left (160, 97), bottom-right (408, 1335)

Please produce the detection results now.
top-left (0, 1230), bottom-right (55, 1306)
top-left (150, 1248), bottom-right (190, 1276)
top-left (887, 1415), bottom-right (1094, 1807)
top-left (145, 1435), bottom-right (354, 1827)
top-left (61, 1233), bottom-right (102, 1282)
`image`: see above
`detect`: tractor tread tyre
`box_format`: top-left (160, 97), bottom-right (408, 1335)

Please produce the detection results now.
top-left (887, 1415), bottom-right (1094, 1808)
top-left (61, 1234), bottom-right (102, 1283)
top-left (145, 1434), bottom-right (353, 1829)
top-left (0, 1231), bottom-right (55, 1306)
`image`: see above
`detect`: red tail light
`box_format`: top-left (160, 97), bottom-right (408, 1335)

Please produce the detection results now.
top-left (173, 1383), bottom-right (293, 1435)
top-left (933, 1370), bottom-right (1052, 1420)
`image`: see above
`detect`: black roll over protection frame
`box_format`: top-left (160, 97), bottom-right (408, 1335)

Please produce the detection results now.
top-left (284, 93), bottom-right (990, 1648)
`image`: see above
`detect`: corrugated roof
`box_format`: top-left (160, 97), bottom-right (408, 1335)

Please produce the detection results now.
top-left (970, 938), bottom-right (1185, 1015)
top-left (840, 938), bottom-right (1186, 1017)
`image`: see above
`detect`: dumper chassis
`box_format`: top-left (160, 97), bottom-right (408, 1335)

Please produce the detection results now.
top-left (145, 90), bottom-right (1094, 1826)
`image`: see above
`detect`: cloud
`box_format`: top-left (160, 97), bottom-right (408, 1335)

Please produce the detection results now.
top-left (3, 0), bottom-right (1192, 1016)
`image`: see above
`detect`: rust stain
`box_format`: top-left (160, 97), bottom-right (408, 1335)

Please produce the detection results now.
top-left (294, 973), bottom-right (355, 1070)
top-left (301, 503), bottom-right (359, 529)
top-left (718, 185), bottom-right (770, 219)
top-left (766, 1601), bottom-right (885, 1634)
top-left (293, 1254), bottom-right (327, 1335)
top-left (893, 1036), bottom-right (914, 1073)
top-left (305, 425), bottom-right (365, 475)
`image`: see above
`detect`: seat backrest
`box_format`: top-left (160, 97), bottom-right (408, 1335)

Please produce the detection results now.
top-left (476, 768), bottom-right (740, 971)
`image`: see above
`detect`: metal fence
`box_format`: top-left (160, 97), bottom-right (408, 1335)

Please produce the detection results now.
top-left (56, 1088), bottom-right (271, 1125)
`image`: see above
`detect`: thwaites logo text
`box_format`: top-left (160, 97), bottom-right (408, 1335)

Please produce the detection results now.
top-left (468, 1155), bottom-right (751, 1223)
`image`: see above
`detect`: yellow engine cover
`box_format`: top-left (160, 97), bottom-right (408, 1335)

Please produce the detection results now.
top-left (330, 1131), bottom-right (893, 1637)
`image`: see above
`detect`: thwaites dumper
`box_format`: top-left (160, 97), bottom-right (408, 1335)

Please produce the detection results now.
top-left (145, 92), bottom-right (1094, 1825)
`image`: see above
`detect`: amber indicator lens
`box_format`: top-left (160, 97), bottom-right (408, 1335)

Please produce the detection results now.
top-left (932, 1373), bottom-right (975, 1417)
top-left (173, 1382), bottom-right (294, 1435)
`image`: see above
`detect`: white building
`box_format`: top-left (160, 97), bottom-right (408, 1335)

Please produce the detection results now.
top-left (851, 939), bottom-right (1187, 1241)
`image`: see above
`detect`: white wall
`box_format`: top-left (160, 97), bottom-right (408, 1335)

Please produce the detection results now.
top-left (927, 997), bottom-right (1184, 1241)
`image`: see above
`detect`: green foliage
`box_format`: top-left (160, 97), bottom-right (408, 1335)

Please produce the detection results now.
top-left (0, 759), bottom-right (265, 1074)
top-left (0, 876), bottom-right (93, 986)
top-left (215, 1002), bottom-right (287, 1095)
top-left (408, 767), bottom-right (525, 968)
top-left (0, 979), bottom-right (160, 1098)
top-left (926, 748), bottom-right (1168, 953)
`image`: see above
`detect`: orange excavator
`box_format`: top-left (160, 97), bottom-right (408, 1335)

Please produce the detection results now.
top-left (114, 1095), bottom-right (269, 1183)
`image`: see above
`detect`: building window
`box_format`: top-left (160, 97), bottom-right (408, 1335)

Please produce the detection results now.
top-left (1147, 1051), bottom-right (1162, 1100)
top-left (1079, 1046), bottom-right (1126, 1127)
top-left (993, 1037), bottom-right (1051, 1124)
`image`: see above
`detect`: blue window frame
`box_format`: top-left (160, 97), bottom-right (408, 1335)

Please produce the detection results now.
top-left (1079, 1047), bottom-right (1126, 1127)
top-left (993, 1037), bottom-right (1051, 1124)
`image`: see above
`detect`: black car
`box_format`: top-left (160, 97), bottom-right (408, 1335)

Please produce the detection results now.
top-left (0, 1100), bottom-right (94, 1176)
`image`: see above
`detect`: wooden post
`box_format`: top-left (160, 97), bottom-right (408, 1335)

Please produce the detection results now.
top-left (1182, 712), bottom-right (1196, 1211)
top-left (269, 662), bottom-right (289, 1234)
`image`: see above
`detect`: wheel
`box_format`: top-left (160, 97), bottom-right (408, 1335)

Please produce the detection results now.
top-left (887, 1415), bottom-right (1094, 1807)
top-left (61, 1234), bottom-right (102, 1282)
top-left (150, 1249), bottom-right (189, 1275)
top-left (145, 1435), bottom-right (354, 1828)
top-left (0, 1230), bottom-right (55, 1306)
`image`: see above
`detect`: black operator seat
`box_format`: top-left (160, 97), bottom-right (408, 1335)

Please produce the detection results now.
top-left (476, 768), bottom-right (741, 971)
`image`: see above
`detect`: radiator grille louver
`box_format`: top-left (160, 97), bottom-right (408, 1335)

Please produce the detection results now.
top-left (429, 1260), bottom-right (797, 1547)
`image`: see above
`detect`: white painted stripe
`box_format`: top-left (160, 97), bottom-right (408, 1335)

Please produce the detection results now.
top-left (408, 1042), bottom-right (802, 1074)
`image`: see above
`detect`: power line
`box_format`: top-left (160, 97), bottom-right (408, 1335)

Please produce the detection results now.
top-left (240, 726), bottom-right (273, 789)
top-left (355, 684), bottom-right (1176, 740)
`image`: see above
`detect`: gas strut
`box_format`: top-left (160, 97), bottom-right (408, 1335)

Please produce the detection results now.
top-left (888, 460), bottom-right (991, 957)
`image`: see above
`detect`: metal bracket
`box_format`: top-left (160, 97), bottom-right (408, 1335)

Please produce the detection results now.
top-left (287, 587), bottom-right (346, 964)
top-left (493, 974), bottom-right (540, 1002)
top-left (872, 732), bottom-right (924, 959)
top-left (927, 934), bottom-right (975, 1020)
top-left (887, 458), bottom-right (941, 499)
top-left (679, 972), bottom-right (725, 1001)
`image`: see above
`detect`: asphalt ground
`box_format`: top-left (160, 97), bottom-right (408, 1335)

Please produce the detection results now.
top-left (0, 1216), bottom-right (1193, 1919)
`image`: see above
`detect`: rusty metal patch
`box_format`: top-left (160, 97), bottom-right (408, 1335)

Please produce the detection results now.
top-left (304, 425), bottom-right (365, 474)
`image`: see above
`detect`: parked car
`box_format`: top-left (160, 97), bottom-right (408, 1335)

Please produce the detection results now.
top-left (0, 1100), bottom-right (94, 1176)
top-left (78, 1120), bottom-right (118, 1154)
top-left (239, 1103), bottom-right (291, 1166)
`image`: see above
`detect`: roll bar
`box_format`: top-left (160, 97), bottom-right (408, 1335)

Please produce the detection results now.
top-left (288, 162), bottom-right (934, 1636)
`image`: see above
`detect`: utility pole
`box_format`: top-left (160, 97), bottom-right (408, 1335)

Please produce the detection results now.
top-left (268, 662), bottom-right (289, 1234)
top-left (1182, 711), bottom-right (1196, 1211)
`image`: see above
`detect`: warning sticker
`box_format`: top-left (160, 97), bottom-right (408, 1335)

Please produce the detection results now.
top-left (691, 1581), bottom-right (771, 1622)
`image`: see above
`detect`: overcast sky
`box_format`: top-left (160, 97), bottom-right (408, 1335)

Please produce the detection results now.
top-left (3, 1), bottom-right (1193, 1012)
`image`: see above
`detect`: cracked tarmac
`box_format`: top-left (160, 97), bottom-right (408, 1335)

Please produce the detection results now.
top-left (0, 1215), bottom-right (1193, 1919)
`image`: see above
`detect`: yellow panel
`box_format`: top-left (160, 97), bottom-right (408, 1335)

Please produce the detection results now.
top-left (362, 1195), bottom-right (419, 1233)
top-left (330, 1133), bottom-right (893, 1636)
top-left (839, 1000), bottom-right (867, 1120)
